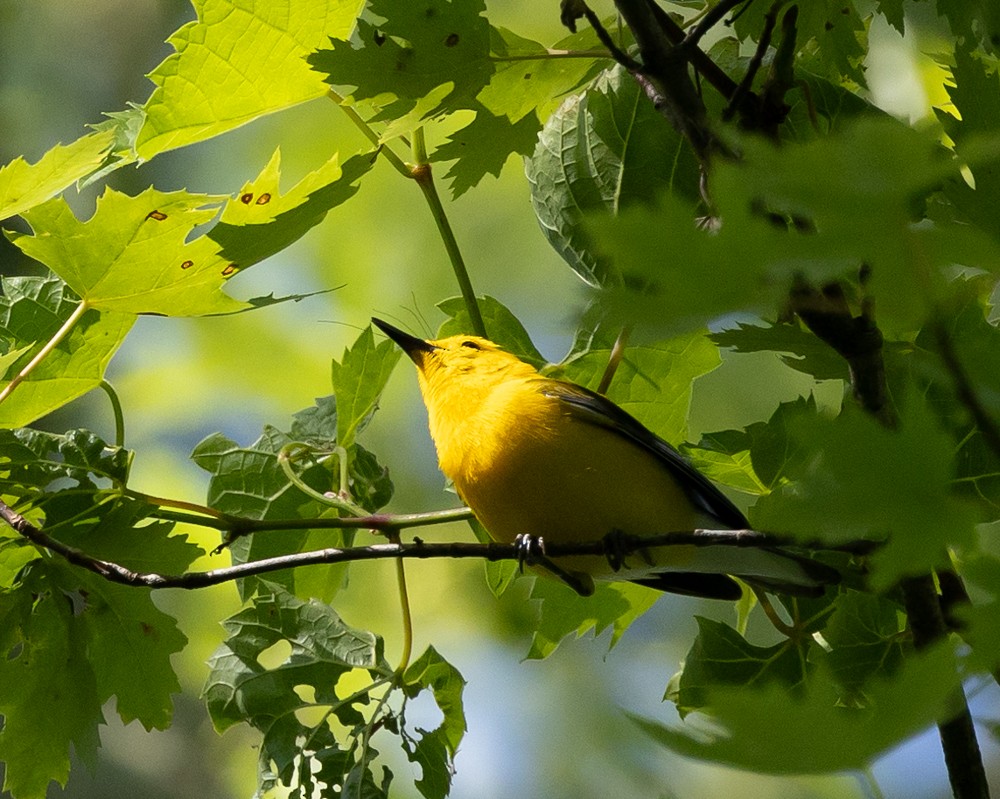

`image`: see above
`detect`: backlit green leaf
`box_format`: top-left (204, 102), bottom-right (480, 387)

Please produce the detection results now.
top-left (137, 0), bottom-right (365, 157)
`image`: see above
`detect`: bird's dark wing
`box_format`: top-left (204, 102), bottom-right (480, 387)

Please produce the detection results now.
top-left (540, 380), bottom-right (751, 530)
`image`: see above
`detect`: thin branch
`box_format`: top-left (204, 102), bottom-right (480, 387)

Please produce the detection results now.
top-left (596, 326), bottom-right (631, 395)
top-left (931, 316), bottom-right (1000, 461)
top-left (682, 0), bottom-right (747, 48)
top-left (561, 0), bottom-right (640, 70)
top-left (410, 155), bottom-right (487, 338)
top-left (0, 498), bottom-right (869, 591)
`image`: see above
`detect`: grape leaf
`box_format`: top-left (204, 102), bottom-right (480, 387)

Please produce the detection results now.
top-left (191, 395), bottom-right (392, 600)
top-left (309, 0), bottom-right (494, 126)
top-left (0, 277), bottom-right (134, 427)
top-left (204, 584), bottom-right (391, 799)
top-left (0, 129), bottom-right (115, 221)
top-left (137, 0), bottom-right (365, 157)
top-left (331, 325), bottom-right (401, 450)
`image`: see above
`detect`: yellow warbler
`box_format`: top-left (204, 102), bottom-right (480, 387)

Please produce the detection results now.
top-left (373, 318), bottom-right (837, 599)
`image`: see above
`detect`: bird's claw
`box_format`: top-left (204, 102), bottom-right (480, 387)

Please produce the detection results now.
top-left (514, 533), bottom-right (544, 573)
top-left (514, 533), bottom-right (594, 597)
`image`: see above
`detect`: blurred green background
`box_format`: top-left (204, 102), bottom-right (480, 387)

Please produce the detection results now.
top-left (1, 2), bottom-right (996, 798)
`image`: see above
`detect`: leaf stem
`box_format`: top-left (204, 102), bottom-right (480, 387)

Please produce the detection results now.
top-left (98, 380), bottom-right (126, 448)
top-left (326, 89), bottom-right (412, 179)
top-left (410, 141), bottom-right (486, 337)
top-left (490, 48), bottom-right (615, 61)
top-left (388, 532), bottom-right (414, 674)
top-left (0, 299), bottom-right (90, 405)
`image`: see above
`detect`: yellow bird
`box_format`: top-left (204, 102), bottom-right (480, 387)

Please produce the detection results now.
top-left (373, 318), bottom-right (837, 600)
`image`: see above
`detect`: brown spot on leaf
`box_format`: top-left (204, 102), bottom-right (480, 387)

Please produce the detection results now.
top-left (222, 264), bottom-right (238, 276)
top-left (180, 260), bottom-right (194, 270)
top-left (147, 210), bottom-right (167, 221)
top-left (256, 193), bottom-right (271, 205)
top-left (240, 192), bottom-right (254, 204)
top-left (445, 32), bottom-right (459, 47)
top-left (825, 21), bottom-right (834, 30)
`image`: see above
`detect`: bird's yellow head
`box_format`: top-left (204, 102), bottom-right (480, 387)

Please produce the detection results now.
top-left (372, 318), bottom-right (540, 459)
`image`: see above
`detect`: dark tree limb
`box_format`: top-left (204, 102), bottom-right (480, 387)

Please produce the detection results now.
top-left (0, 497), bottom-right (869, 591)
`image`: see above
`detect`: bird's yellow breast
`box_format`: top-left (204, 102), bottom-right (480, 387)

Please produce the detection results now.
top-left (427, 375), bottom-right (702, 553)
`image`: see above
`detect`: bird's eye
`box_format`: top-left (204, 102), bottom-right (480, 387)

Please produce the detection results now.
top-left (461, 340), bottom-right (480, 350)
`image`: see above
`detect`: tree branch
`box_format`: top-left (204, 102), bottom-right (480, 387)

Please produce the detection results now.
top-left (0, 498), bottom-right (867, 591)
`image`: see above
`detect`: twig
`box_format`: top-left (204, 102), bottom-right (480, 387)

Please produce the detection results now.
top-left (0, 498), bottom-right (869, 591)
top-left (682, 0), bottom-right (748, 48)
top-left (931, 316), bottom-right (1000, 461)
top-left (596, 325), bottom-right (631, 395)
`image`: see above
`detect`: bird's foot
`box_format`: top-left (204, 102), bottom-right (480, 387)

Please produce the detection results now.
top-left (514, 533), bottom-right (595, 597)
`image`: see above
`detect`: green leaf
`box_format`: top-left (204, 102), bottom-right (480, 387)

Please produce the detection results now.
top-left (0, 426), bottom-right (131, 493)
top-left (204, 584), bottom-right (391, 798)
top-left (670, 617), bottom-right (811, 715)
top-left (331, 325), bottom-right (402, 450)
top-left (436, 295), bottom-right (546, 367)
top-left (731, 0), bottom-right (868, 86)
top-left (429, 105), bottom-right (539, 198)
top-left (711, 320), bottom-right (850, 382)
top-left (209, 150), bottom-right (375, 269)
top-left (818, 591), bottom-right (906, 695)
top-left (593, 118), bottom-right (1000, 334)
top-left (468, 516), bottom-right (517, 597)
top-left (204, 583), bottom-right (388, 732)
top-left (526, 65), bottom-right (699, 285)
top-left (7, 188), bottom-right (247, 316)
top-left (753, 394), bottom-right (979, 590)
top-left (67, 566), bottom-right (188, 730)
top-left (526, 578), bottom-right (658, 660)
top-left (479, 25), bottom-right (611, 123)
top-left (0, 129), bottom-right (115, 221)
top-left (689, 396), bottom-right (819, 492)
top-left (401, 646), bottom-right (466, 799)
top-left (0, 574), bottom-right (103, 799)
top-left (0, 276), bottom-right (134, 427)
top-left (557, 327), bottom-right (721, 444)
top-left (137, 0), bottom-right (365, 157)
top-left (309, 0), bottom-right (494, 127)
top-left (632, 643), bottom-right (962, 774)
top-left (191, 396), bottom-right (392, 600)
top-left (937, 47), bottom-right (1000, 244)
top-left (957, 548), bottom-right (1000, 673)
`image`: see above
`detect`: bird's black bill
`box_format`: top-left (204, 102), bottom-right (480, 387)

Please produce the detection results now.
top-left (372, 318), bottom-right (436, 359)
